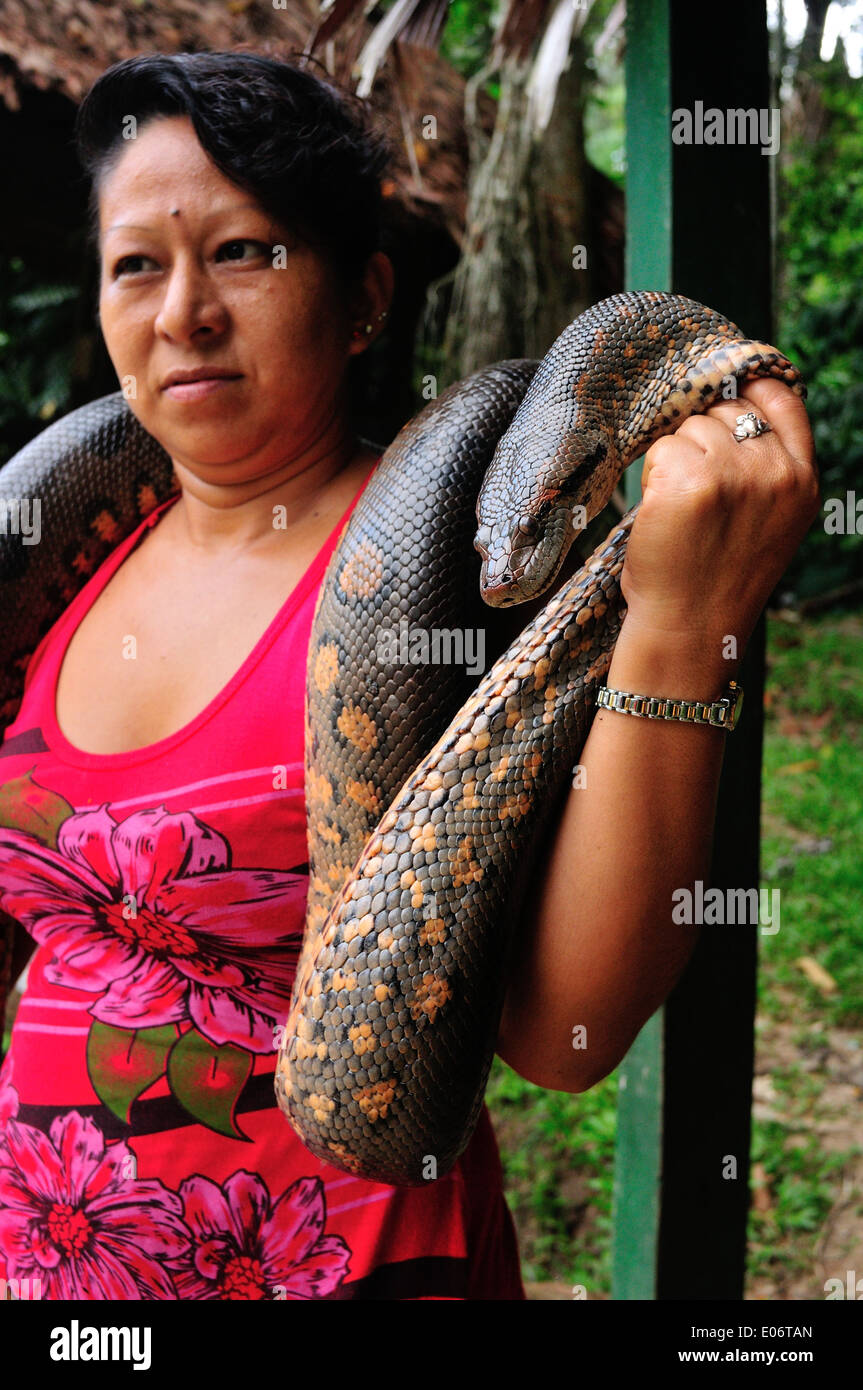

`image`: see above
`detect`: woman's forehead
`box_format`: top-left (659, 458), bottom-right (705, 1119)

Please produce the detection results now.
top-left (98, 120), bottom-right (258, 230)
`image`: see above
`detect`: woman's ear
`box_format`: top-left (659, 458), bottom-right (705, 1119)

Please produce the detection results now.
top-left (347, 251), bottom-right (394, 355)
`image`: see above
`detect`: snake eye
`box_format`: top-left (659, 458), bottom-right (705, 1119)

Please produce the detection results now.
top-left (517, 514), bottom-right (538, 537)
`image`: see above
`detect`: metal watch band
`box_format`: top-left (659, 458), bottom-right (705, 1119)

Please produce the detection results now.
top-left (595, 679), bottom-right (744, 731)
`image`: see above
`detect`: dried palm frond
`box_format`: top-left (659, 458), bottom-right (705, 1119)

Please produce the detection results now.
top-left (306, 0), bottom-right (370, 54)
top-left (354, 0), bottom-right (451, 98)
top-left (491, 0), bottom-right (552, 64)
top-left (525, 0), bottom-right (592, 136)
top-left (594, 0), bottom-right (626, 60)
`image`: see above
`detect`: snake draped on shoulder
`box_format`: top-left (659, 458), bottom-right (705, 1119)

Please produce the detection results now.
top-left (0, 292), bottom-right (804, 1188)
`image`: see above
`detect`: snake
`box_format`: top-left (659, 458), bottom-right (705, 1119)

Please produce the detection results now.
top-left (0, 291), bottom-right (804, 1188)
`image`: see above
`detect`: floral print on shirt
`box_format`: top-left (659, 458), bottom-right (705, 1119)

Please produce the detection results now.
top-left (0, 794), bottom-right (307, 1136)
top-left (0, 1068), bottom-right (351, 1300)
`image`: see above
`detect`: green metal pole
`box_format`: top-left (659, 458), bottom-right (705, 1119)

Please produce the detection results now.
top-left (613, 0), bottom-right (769, 1301)
top-left (611, 0), bottom-right (671, 1303)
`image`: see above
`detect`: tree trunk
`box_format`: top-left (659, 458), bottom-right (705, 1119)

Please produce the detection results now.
top-left (443, 38), bottom-right (591, 380)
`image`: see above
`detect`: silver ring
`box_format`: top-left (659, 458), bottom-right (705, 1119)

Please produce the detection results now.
top-left (732, 411), bottom-right (772, 443)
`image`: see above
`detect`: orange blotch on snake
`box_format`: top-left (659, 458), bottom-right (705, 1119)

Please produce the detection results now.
top-left (409, 974), bottom-right (452, 1024)
top-left (308, 1093), bottom-right (335, 1123)
top-left (524, 752), bottom-right (542, 780)
top-left (313, 642), bottom-right (340, 694)
top-left (501, 791), bottom-right (532, 821)
top-left (337, 703), bottom-right (379, 754)
top-left (357, 1081), bottom-right (397, 1122)
top-left (93, 509), bottom-right (123, 545)
top-left (349, 1022), bottom-right (374, 1056)
top-left (419, 918), bottom-right (447, 947)
top-left (327, 1143), bottom-right (364, 1173)
top-left (308, 768), bottom-right (334, 805)
top-left (532, 657), bottom-right (551, 689)
top-left (338, 541), bottom-right (385, 600)
top-left (346, 779), bottom-right (382, 814)
top-left (452, 838), bottom-right (483, 888)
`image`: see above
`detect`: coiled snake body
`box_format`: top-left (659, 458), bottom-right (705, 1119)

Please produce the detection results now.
top-left (0, 292), bottom-right (803, 1187)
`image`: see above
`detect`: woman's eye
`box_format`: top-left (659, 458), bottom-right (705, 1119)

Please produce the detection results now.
top-left (216, 239), bottom-right (270, 262)
top-left (112, 254), bottom-right (159, 277)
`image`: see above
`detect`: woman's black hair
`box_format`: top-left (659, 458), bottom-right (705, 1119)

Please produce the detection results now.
top-left (74, 49), bottom-right (393, 296)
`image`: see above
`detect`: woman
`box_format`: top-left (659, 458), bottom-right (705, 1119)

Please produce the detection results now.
top-left (0, 51), bottom-right (818, 1301)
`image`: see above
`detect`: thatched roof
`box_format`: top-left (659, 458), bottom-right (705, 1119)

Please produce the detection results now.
top-left (0, 0), bottom-right (490, 247)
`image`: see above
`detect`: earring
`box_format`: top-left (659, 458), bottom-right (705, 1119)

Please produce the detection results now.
top-left (351, 309), bottom-right (388, 341)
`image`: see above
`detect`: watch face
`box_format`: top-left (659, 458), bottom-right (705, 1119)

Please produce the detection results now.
top-left (729, 684), bottom-right (744, 728)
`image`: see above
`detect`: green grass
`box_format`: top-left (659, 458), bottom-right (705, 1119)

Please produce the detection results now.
top-left (760, 615), bottom-right (863, 1028)
top-left (485, 1062), bottom-right (617, 1290)
top-left (486, 610), bottom-right (863, 1295)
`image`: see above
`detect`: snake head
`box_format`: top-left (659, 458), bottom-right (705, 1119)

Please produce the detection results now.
top-left (475, 425), bottom-right (615, 607)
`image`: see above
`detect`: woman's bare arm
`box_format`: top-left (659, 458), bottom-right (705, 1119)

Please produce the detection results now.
top-left (495, 623), bottom-right (728, 1090)
top-left (496, 379), bottom-right (820, 1091)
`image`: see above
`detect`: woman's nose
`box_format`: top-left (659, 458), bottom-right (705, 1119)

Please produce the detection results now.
top-left (155, 256), bottom-right (228, 341)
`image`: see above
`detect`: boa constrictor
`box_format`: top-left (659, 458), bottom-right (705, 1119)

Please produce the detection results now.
top-left (0, 292), bottom-right (803, 1187)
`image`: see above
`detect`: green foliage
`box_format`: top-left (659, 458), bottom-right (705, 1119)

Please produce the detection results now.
top-left (486, 1059), bottom-right (617, 1290)
top-left (583, 0), bottom-right (625, 185)
top-left (760, 614), bottom-right (863, 1028)
top-left (0, 256), bottom-right (80, 463)
top-left (748, 1118), bottom-right (856, 1281)
top-left (777, 69), bottom-right (863, 601)
top-left (583, 75), bottom-right (625, 184)
top-left (486, 612), bottom-right (862, 1292)
top-left (439, 0), bottom-right (500, 79)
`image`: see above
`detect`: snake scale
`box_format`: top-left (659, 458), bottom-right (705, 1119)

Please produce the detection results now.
top-left (0, 292), bottom-right (803, 1187)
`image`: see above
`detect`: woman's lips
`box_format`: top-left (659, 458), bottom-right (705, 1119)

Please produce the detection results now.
top-left (163, 376), bottom-right (243, 401)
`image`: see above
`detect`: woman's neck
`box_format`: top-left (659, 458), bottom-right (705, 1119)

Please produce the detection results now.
top-left (163, 421), bottom-right (367, 554)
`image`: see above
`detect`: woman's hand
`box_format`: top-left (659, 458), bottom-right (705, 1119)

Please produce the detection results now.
top-left (618, 378), bottom-right (821, 666)
top-left (497, 377), bottom-right (820, 1092)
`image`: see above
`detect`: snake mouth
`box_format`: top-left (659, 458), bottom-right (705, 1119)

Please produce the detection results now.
top-left (479, 509), bottom-right (575, 607)
top-left (480, 573), bottom-right (524, 607)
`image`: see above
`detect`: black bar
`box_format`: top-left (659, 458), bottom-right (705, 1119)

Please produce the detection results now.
top-left (656, 2), bottom-right (773, 1299)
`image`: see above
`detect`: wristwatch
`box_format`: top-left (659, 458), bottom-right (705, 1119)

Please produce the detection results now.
top-left (595, 679), bottom-right (744, 731)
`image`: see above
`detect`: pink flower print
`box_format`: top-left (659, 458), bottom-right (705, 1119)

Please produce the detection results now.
top-left (0, 1111), bottom-right (189, 1298)
top-left (175, 1171), bottom-right (351, 1300)
top-left (0, 804), bottom-right (307, 1051)
top-left (0, 1056), bottom-right (19, 1132)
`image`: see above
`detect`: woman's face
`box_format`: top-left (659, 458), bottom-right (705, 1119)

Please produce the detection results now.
top-left (97, 115), bottom-right (362, 483)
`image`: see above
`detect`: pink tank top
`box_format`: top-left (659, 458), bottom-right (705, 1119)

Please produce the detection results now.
top-left (0, 468), bottom-right (525, 1301)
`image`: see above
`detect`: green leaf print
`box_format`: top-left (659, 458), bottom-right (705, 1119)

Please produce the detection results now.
top-left (0, 769), bottom-right (75, 846)
top-left (87, 1021), bottom-right (178, 1123)
top-left (167, 1028), bottom-right (253, 1139)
